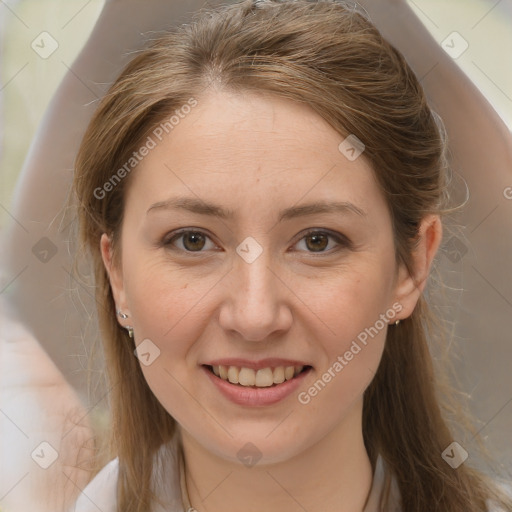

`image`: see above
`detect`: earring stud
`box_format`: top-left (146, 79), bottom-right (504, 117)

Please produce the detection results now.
top-left (394, 319), bottom-right (401, 325)
top-left (117, 309), bottom-right (133, 337)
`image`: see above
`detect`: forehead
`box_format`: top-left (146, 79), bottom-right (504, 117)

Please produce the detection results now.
top-left (125, 90), bottom-right (387, 222)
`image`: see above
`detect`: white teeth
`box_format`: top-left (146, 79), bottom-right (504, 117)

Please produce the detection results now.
top-left (238, 367), bottom-right (256, 386)
top-left (284, 366), bottom-right (295, 380)
top-left (219, 365), bottom-right (228, 379)
top-left (211, 364), bottom-right (307, 387)
top-left (227, 366), bottom-right (239, 384)
top-left (273, 366), bottom-right (285, 384)
top-left (255, 368), bottom-right (274, 387)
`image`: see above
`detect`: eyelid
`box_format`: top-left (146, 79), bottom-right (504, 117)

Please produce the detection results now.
top-left (163, 228), bottom-right (219, 253)
top-left (163, 228), bottom-right (352, 254)
top-left (292, 228), bottom-right (352, 253)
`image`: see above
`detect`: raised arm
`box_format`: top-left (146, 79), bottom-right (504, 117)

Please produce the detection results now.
top-left (359, 0), bottom-right (512, 217)
top-left (1, 0), bottom-right (230, 394)
top-left (359, 0), bottom-right (512, 470)
top-left (0, 2), bottom-right (230, 511)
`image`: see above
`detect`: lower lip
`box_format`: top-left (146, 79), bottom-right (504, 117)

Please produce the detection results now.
top-left (202, 366), bottom-right (312, 406)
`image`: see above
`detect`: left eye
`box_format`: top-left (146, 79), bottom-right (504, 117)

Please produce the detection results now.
top-left (164, 229), bottom-right (348, 254)
top-left (294, 230), bottom-right (348, 253)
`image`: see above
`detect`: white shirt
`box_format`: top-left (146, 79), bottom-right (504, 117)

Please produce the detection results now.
top-left (71, 434), bottom-right (509, 512)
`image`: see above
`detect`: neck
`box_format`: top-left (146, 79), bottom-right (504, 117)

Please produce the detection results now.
top-left (179, 399), bottom-right (373, 512)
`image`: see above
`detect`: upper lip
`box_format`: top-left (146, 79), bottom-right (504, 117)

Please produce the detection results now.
top-left (202, 358), bottom-right (312, 370)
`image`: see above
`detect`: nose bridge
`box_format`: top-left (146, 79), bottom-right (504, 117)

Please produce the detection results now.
top-left (235, 234), bottom-right (275, 297)
top-left (239, 247), bottom-right (275, 305)
top-left (236, 244), bottom-right (277, 315)
top-left (220, 240), bottom-right (290, 341)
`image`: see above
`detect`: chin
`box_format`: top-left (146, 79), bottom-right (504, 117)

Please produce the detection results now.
top-left (196, 427), bottom-right (314, 467)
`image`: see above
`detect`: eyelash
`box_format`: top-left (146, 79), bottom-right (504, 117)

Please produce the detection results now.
top-left (162, 228), bottom-right (352, 256)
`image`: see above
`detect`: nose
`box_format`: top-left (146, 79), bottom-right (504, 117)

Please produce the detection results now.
top-left (218, 247), bottom-right (293, 342)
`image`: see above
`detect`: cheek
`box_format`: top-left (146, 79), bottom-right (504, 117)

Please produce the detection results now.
top-left (297, 275), bottom-right (390, 419)
top-left (122, 247), bottom-right (215, 340)
top-left (122, 257), bottom-right (213, 424)
top-left (299, 258), bottom-right (394, 397)
top-left (307, 259), bottom-right (395, 346)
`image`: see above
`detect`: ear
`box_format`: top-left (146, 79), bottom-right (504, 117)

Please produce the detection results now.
top-left (392, 214), bottom-right (443, 320)
top-left (100, 233), bottom-right (130, 318)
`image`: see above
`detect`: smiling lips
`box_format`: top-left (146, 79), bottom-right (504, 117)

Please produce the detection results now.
top-left (204, 357), bottom-right (311, 387)
top-left (208, 364), bottom-right (306, 387)
top-left (203, 360), bottom-right (312, 406)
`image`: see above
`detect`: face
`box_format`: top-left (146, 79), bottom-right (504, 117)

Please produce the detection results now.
top-left (102, 90), bottom-right (423, 465)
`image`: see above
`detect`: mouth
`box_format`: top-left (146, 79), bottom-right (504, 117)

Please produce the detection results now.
top-left (203, 364), bottom-right (313, 388)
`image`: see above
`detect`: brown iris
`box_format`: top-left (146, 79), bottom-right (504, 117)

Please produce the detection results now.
top-left (182, 232), bottom-right (207, 251)
top-left (304, 233), bottom-right (329, 252)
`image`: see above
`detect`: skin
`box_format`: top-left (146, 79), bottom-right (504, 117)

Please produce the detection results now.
top-left (101, 89), bottom-right (442, 512)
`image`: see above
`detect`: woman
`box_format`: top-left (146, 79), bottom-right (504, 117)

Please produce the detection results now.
top-left (68, 1), bottom-right (512, 511)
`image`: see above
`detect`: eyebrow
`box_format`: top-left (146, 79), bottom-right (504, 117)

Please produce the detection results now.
top-left (146, 197), bottom-right (367, 222)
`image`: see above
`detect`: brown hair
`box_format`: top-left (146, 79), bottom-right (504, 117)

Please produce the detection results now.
top-left (72, 1), bottom-right (512, 511)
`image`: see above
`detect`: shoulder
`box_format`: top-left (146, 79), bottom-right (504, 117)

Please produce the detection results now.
top-left (70, 458), bottom-right (119, 512)
top-left (68, 436), bottom-right (184, 512)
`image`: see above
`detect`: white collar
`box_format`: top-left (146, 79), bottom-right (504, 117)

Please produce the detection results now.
top-left (73, 433), bottom-right (401, 512)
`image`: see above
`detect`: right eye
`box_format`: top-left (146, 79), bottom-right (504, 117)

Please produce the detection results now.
top-left (163, 229), bottom-right (219, 254)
